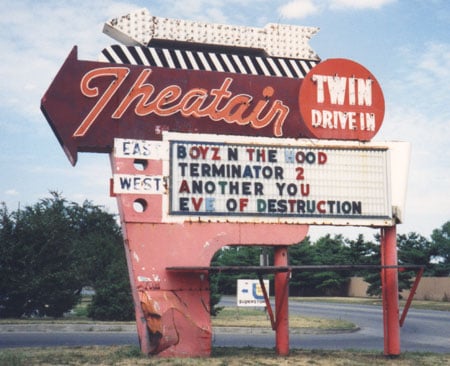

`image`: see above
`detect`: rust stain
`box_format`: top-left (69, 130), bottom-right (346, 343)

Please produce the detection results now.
top-left (139, 291), bottom-right (163, 353)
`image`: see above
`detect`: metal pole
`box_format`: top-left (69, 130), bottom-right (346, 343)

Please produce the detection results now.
top-left (400, 267), bottom-right (424, 327)
top-left (381, 225), bottom-right (400, 356)
top-left (274, 246), bottom-right (289, 356)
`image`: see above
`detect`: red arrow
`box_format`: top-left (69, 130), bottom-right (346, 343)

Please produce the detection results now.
top-left (40, 47), bottom-right (307, 165)
top-left (41, 48), bottom-right (384, 165)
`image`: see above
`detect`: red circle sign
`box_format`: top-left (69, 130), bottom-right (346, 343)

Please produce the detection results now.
top-left (299, 58), bottom-right (385, 141)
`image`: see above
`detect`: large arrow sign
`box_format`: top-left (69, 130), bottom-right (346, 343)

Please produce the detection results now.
top-left (41, 47), bottom-right (384, 165)
top-left (41, 47), bottom-right (306, 165)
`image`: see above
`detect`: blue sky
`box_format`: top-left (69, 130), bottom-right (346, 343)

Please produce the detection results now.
top-left (1, 0), bottom-right (448, 240)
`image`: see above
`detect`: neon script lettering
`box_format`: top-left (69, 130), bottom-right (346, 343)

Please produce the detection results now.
top-left (73, 67), bottom-right (290, 137)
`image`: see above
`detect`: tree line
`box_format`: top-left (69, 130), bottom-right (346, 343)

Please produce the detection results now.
top-left (212, 225), bottom-right (449, 298)
top-left (0, 192), bottom-right (133, 319)
top-left (0, 193), bottom-right (448, 319)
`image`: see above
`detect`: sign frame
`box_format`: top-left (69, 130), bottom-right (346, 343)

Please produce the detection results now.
top-left (157, 131), bottom-right (402, 227)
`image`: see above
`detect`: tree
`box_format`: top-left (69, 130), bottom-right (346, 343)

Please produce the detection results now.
top-left (211, 246), bottom-right (261, 295)
top-left (289, 235), bottom-right (352, 296)
top-left (363, 232), bottom-right (435, 297)
top-left (345, 234), bottom-right (378, 269)
top-left (71, 201), bottom-right (134, 321)
top-left (0, 193), bottom-right (133, 320)
top-left (310, 234), bottom-right (352, 295)
top-left (87, 256), bottom-right (134, 321)
top-left (208, 258), bottom-right (223, 316)
top-left (0, 203), bottom-right (26, 317)
top-left (430, 221), bottom-right (450, 276)
top-left (0, 194), bottom-right (82, 317)
top-left (288, 236), bottom-right (315, 296)
top-left (398, 232), bottom-right (433, 279)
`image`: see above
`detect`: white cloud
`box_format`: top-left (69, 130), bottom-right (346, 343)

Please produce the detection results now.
top-left (329, 0), bottom-right (396, 9)
top-left (279, 0), bottom-right (321, 19)
top-left (376, 41), bottom-right (450, 234)
top-left (277, 0), bottom-right (396, 20)
top-left (156, 0), bottom-right (236, 24)
top-left (0, 1), bottom-right (146, 118)
top-left (388, 42), bottom-right (450, 127)
top-left (405, 42), bottom-right (450, 114)
top-left (4, 189), bottom-right (19, 196)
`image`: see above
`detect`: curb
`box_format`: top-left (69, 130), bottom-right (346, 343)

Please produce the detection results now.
top-left (0, 323), bottom-right (359, 334)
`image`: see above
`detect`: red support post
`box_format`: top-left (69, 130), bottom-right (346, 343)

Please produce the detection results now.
top-left (380, 225), bottom-right (400, 356)
top-left (274, 246), bottom-right (290, 356)
top-left (258, 274), bottom-right (276, 331)
top-left (400, 267), bottom-right (424, 327)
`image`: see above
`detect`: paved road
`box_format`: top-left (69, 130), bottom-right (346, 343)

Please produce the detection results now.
top-left (1, 297), bottom-right (448, 353)
top-left (217, 297), bottom-right (450, 353)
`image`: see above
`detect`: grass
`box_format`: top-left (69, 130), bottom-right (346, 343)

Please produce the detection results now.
top-left (212, 307), bottom-right (357, 332)
top-left (0, 346), bottom-right (449, 365)
top-left (0, 298), bottom-right (448, 364)
top-left (0, 306), bottom-right (357, 333)
top-left (290, 297), bottom-right (450, 312)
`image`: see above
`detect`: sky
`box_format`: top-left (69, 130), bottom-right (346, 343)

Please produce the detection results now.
top-left (0, 0), bottom-right (449, 241)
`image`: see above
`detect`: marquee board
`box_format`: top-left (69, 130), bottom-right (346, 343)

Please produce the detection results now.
top-left (112, 132), bottom-right (409, 226)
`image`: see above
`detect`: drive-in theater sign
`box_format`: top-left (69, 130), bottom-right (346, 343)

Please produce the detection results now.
top-left (41, 8), bottom-right (413, 358)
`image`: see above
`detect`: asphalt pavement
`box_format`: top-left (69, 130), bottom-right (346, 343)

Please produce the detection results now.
top-left (1, 298), bottom-right (449, 353)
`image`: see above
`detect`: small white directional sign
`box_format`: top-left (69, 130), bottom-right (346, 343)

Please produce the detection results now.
top-left (237, 279), bottom-right (269, 307)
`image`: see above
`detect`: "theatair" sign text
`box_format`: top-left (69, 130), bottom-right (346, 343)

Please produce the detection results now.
top-left (41, 49), bottom-right (385, 165)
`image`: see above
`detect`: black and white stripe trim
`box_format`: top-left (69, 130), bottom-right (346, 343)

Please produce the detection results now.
top-left (100, 45), bottom-right (318, 78)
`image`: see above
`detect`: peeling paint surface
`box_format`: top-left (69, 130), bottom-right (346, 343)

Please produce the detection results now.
top-left (110, 145), bottom-right (308, 357)
top-left (133, 251), bottom-right (139, 262)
